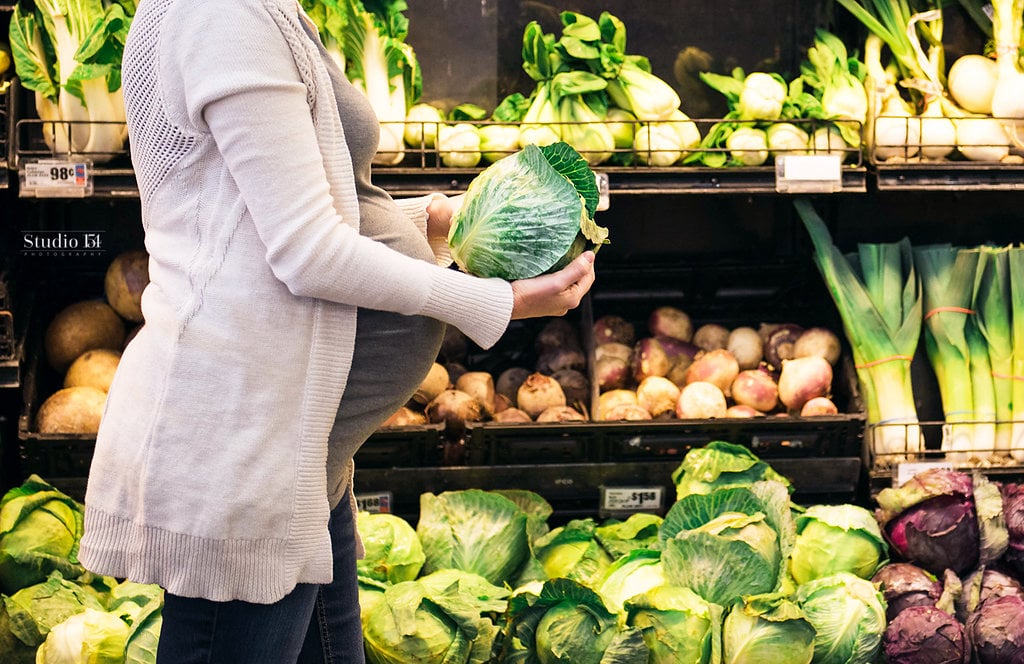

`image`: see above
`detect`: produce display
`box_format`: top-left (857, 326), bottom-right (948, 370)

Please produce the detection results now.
top-left (798, 198), bottom-right (1024, 470)
top-left (27, 249), bottom-right (148, 435)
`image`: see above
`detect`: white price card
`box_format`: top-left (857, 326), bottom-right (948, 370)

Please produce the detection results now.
top-left (896, 461), bottom-right (954, 487)
top-left (595, 172), bottom-right (610, 211)
top-left (774, 154), bottom-right (843, 193)
top-left (21, 159), bottom-right (93, 198)
top-left (601, 486), bottom-right (664, 513)
top-left (355, 491), bottom-right (393, 514)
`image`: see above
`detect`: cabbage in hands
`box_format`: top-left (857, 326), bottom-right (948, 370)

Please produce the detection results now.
top-left (447, 142), bottom-right (608, 280)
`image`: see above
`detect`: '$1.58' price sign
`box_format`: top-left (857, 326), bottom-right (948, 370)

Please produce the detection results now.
top-left (602, 486), bottom-right (664, 513)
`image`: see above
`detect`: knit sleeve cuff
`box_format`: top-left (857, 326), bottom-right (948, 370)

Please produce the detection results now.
top-left (422, 269), bottom-right (513, 349)
top-left (392, 195), bottom-right (432, 236)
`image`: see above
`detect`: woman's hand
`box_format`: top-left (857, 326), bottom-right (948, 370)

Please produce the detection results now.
top-left (425, 193), bottom-right (464, 243)
top-left (510, 251), bottom-right (596, 320)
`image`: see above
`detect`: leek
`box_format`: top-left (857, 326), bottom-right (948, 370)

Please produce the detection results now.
top-left (914, 245), bottom-right (992, 462)
top-left (1009, 247), bottom-right (1024, 460)
top-left (795, 199), bottom-right (923, 466)
top-left (973, 246), bottom-right (1014, 454)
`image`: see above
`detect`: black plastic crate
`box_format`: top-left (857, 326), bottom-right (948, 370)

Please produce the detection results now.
top-left (354, 424), bottom-right (446, 468)
top-left (465, 421), bottom-right (604, 465)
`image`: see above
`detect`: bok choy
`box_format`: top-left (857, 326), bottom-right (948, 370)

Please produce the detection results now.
top-left (9, 0), bottom-right (135, 161)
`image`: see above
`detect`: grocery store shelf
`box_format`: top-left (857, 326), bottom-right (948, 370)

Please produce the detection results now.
top-left (354, 457), bottom-right (864, 523)
top-left (874, 162), bottom-right (1024, 191)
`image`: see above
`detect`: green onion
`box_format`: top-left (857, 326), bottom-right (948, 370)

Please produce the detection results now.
top-left (795, 199), bottom-right (923, 466)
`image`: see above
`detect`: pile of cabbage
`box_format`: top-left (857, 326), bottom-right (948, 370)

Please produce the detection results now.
top-left (354, 441), bottom-right (896, 664)
top-left (0, 476), bottom-right (163, 663)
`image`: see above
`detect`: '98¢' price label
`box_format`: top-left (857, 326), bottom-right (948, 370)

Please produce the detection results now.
top-left (21, 159), bottom-right (93, 197)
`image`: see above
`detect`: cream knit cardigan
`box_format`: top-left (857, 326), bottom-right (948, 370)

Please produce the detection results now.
top-left (78, 0), bottom-right (513, 603)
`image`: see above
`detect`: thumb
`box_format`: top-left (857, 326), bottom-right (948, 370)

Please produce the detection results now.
top-left (559, 251), bottom-right (596, 283)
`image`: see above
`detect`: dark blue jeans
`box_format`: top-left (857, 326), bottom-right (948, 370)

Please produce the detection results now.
top-left (155, 502), bottom-right (365, 663)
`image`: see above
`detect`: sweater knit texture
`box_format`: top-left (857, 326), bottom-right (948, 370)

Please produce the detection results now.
top-left (78, 0), bottom-right (513, 604)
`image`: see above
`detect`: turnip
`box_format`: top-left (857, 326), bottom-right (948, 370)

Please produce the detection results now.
top-left (381, 406), bottom-right (428, 427)
top-left (494, 393), bottom-right (513, 414)
top-left (456, 371), bottom-right (497, 417)
top-left (595, 356), bottom-right (632, 392)
top-left (537, 406), bottom-right (587, 423)
top-left (648, 306), bottom-right (693, 342)
top-left (535, 317), bottom-right (582, 353)
top-left (800, 396), bottom-right (839, 416)
top-left (552, 368), bottom-right (590, 409)
top-left (632, 338), bottom-right (672, 382)
top-left (730, 369), bottom-right (779, 413)
top-left (727, 326), bottom-right (763, 370)
top-left (496, 367), bottom-right (531, 402)
top-left (494, 407), bottom-right (533, 423)
top-left (593, 315), bottom-right (636, 346)
top-left (596, 342), bottom-right (633, 364)
top-left (693, 323), bottom-right (730, 352)
top-left (726, 404), bottom-right (763, 418)
top-left (777, 356), bottom-right (833, 413)
top-left (684, 348), bottom-right (740, 395)
top-left (764, 324), bottom-right (804, 370)
top-left (793, 327), bottom-right (842, 366)
top-left (675, 381), bottom-right (728, 419)
top-left (536, 347), bottom-right (587, 375)
top-left (412, 362), bottom-right (450, 406)
top-left (517, 373), bottom-right (567, 419)
top-left (636, 376), bottom-right (681, 418)
top-left (601, 403), bottom-right (653, 421)
top-left (598, 389), bottom-right (639, 419)
top-left (426, 389), bottom-right (482, 430)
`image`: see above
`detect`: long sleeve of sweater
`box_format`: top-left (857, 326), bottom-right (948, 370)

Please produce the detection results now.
top-left (158, 0), bottom-right (510, 348)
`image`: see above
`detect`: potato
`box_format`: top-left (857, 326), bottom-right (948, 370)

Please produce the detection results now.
top-left (104, 249), bottom-right (150, 322)
top-left (64, 349), bottom-right (122, 392)
top-left (36, 386), bottom-right (108, 434)
top-left (44, 300), bottom-right (126, 373)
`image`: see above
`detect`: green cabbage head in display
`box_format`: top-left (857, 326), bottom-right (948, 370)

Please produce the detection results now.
top-left (447, 141), bottom-right (609, 280)
top-left (356, 511), bottom-right (425, 584)
top-left (796, 572), bottom-right (887, 664)
top-left (722, 592), bottom-right (816, 664)
top-left (789, 504), bottom-right (888, 586)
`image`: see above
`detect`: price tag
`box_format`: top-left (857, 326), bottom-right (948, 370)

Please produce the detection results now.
top-left (21, 159), bottom-right (93, 198)
top-left (355, 491), bottom-right (393, 514)
top-left (595, 172), bottom-right (610, 211)
top-left (896, 461), bottom-right (954, 487)
top-left (601, 486), bottom-right (664, 514)
top-left (774, 154), bottom-right (843, 193)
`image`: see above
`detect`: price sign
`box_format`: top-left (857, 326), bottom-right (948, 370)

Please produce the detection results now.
top-left (774, 154), bottom-right (843, 193)
top-left (601, 486), bottom-right (664, 514)
top-left (21, 159), bottom-right (93, 198)
top-left (355, 491), bottom-right (393, 514)
top-left (896, 461), bottom-right (954, 487)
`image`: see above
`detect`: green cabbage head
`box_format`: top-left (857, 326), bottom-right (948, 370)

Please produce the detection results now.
top-left (789, 504), bottom-right (888, 586)
top-left (796, 572), bottom-right (887, 664)
top-left (624, 585), bottom-right (722, 664)
top-left (356, 512), bottom-right (425, 584)
top-left (447, 141), bottom-right (608, 280)
top-left (723, 593), bottom-right (816, 664)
